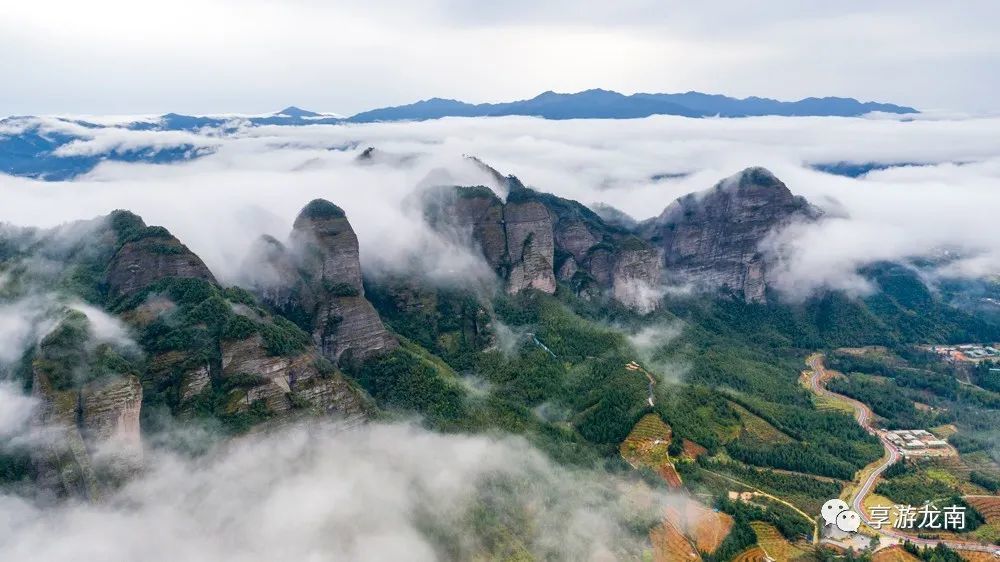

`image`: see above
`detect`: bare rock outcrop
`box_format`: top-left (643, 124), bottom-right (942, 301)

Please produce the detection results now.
top-left (503, 198), bottom-right (557, 294)
top-left (640, 167), bottom-right (820, 302)
top-left (80, 375), bottom-right (143, 459)
top-left (422, 183), bottom-right (558, 295)
top-left (248, 199), bottom-right (398, 368)
top-left (29, 368), bottom-right (142, 501)
top-left (29, 370), bottom-right (100, 501)
top-left (422, 169), bottom-right (663, 309)
top-left (611, 246), bottom-right (663, 313)
top-left (105, 214), bottom-right (215, 301)
top-left (220, 334), bottom-right (371, 422)
top-left (515, 185), bottom-right (662, 310)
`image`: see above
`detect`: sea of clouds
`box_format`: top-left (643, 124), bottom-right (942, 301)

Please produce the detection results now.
top-left (0, 413), bottom-right (670, 561)
top-left (1, 112), bottom-right (998, 299)
top-left (0, 112), bottom-right (998, 561)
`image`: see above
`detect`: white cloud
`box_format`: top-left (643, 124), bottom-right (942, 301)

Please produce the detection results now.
top-left (0, 383), bottom-right (38, 439)
top-left (0, 296), bottom-right (61, 366)
top-left (0, 422), bottom-right (669, 561)
top-left (0, 113), bottom-right (998, 299)
top-left (68, 302), bottom-right (138, 351)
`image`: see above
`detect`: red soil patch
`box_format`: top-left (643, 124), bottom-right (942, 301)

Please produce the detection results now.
top-left (872, 546), bottom-right (921, 562)
top-left (682, 439), bottom-right (709, 460)
top-left (659, 463), bottom-right (684, 489)
top-left (965, 496), bottom-right (1000, 525)
top-left (665, 497), bottom-right (735, 554)
top-left (651, 519), bottom-right (701, 562)
top-left (732, 546), bottom-right (769, 562)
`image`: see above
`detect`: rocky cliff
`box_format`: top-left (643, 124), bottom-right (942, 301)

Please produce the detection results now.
top-left (249, 199), bottom-right (398, 368)
top-left (105, 213), bottom-right (216, 301)
top-left (96, 208), bottom-right (377, 428)
top-left (3, 207), bottom-right (388, 501)
top-left (30, 369), bottom-right (101, 501)
top-left (422, 183), bottom-right (557, 295)
top-left (220, 334), bottom-right (371, 423)
top-left (80, 375), bottom-right (143, 457)
top-left (422, 168), bottom-right (663, 310)
top-left (503, 197), bottom-right (557, 294)
top-left (27, 313), bottom-right (143, 500)
top-left (506, 178), bottom-right (662, 311)
top-left (640, 167), bottom-right (820, 302)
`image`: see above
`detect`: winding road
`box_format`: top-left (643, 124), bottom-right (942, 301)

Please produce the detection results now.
top-left (626, 361), bottom-right (656, 407)
top-left (806, 354), bottom-right (998, 555)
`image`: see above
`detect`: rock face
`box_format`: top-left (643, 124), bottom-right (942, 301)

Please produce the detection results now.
top-left (503, 198), bottom-right (557, 294)
top-left (422, 169), bottom-right (663, 310)
top-left (520, 185), bottom-right (662, 310)
top-left (640, 167), bottom-right (820, 302)
top-left (80, 375), bottom-right (143, 457)
top-left (220, 334), bottom-right (370, 422)
top-left (178, 364), bottom-right (211, 403)
top-left (105, 222), bottom-right (216, 300)
top-left (30, 367), bottom-right (143, 501)
top-left (249, 199), bottom-right (398, 367)
top-left (610, 247), bottom-right (663, 313)
top-left (423, 184), bottom-right (557, 295)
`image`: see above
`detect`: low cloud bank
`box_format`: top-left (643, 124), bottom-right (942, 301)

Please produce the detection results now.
top-left (0, 383), bottom-right (37, 439)
top-left (626, 321), bottom-right (690, 385)
top-left (0, 422), bottom-right (669, 562)
top-left (0, 296), bottom-right (63, 367)
top-left (0, 114), bottom-right (998, 299)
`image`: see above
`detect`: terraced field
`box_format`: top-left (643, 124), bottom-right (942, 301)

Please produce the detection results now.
top-left (956, 549), bottom-right (998, 562)
top-left (930, 424), bottom-right (958, 439)
top-left (682, 439), bottom-right (708, 460)
top-left (925, 456), bottom-right (999, 495)
top-left (750, 522), bottom-right (809, 562)
top-left (651, 519), bottom-right (701, 562)
top-left (666, 497), bottom-right (734, 554)
top-left (964, 495), bottom-right (1000, 544)
top-left (623, 414), bottom-right (726, 559)
top-left (621, 413), bottom-right (685, 489)
top-left (732, 546), bottom-right (770, 562)
top-left (621, 413), bottom-right (672, 465)
top-left (965, 496), bottom-right (1000, 525)
top-left (872, 545), bottom-right (921, 562)
top-left (731, 402), bottom-right (794, 444)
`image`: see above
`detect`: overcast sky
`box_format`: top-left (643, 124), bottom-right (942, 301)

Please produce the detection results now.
top-left (2, 1), bottom-right (999, 116)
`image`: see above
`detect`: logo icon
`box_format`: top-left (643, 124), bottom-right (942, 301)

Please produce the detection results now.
top-left (821, 499), bottom-right (849, 526)
top-left (836, 510), bottom-right (862, 533)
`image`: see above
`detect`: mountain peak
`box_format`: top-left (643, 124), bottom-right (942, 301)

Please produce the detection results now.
top-left (642, 168), bottom-right (820, 302)
top-left (720, 166), bottom-right (783, 191)
top-left (296, 199), bottom-right (347, 222)
top-left (276, 106), bottom-right (321, 118)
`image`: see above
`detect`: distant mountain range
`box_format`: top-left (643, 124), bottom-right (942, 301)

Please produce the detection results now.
top-left (347, 89), bottom-right (917, 121)
top-left (0, 89), bottom-right (918, 180)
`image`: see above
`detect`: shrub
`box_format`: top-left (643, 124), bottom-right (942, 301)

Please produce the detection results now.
top-left (326, 281), bottom-right (360, 297)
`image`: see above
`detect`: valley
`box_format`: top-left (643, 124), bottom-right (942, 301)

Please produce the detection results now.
top-left (2, 2), bottom-right (999, 560)
top-left (0, 153), bottom-right (997, 561)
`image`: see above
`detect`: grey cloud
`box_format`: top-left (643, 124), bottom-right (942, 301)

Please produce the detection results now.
top-left (2, 2), bottom-right (999, 114)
